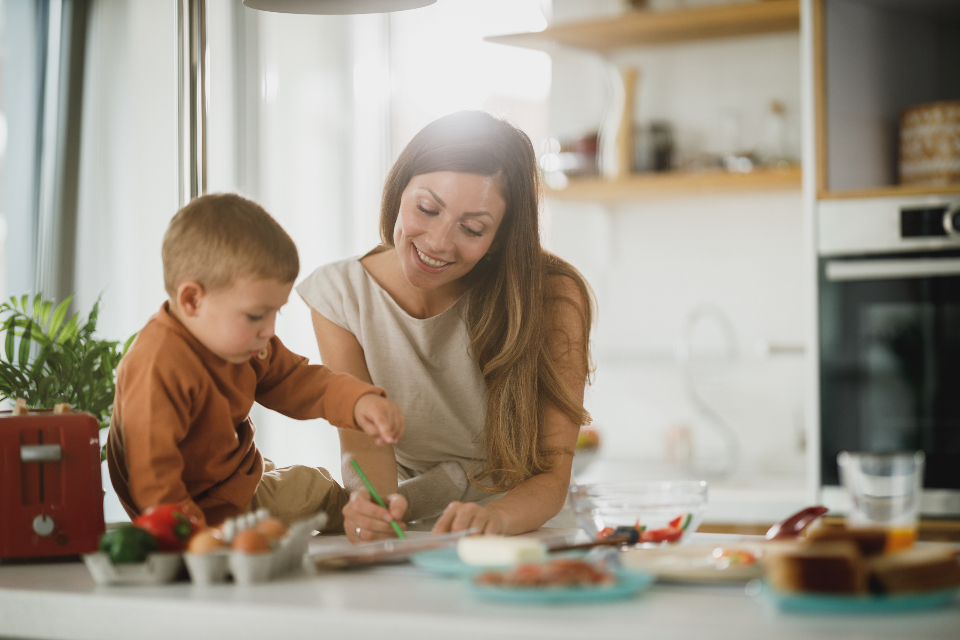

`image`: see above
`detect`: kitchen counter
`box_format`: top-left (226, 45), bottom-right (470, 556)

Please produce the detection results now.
top-left (2, 531), bottom-right (959, 640)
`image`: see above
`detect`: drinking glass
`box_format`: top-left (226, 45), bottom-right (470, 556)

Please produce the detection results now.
top-left (837, 451), bottom-right (925, 552)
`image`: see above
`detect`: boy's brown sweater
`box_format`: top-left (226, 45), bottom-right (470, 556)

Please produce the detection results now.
top-left (107, 302), bottom-right (383, 527)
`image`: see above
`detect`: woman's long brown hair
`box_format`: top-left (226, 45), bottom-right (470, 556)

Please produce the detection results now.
top-left (378, 111), bottom-right (593, 493)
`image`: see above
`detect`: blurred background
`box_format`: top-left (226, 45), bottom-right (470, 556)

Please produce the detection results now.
top-left (0, 0), bottom-right (810, 522)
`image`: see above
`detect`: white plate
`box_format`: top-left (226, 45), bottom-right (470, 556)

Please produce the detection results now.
top-left (621, 543), bottom-right (764, 583)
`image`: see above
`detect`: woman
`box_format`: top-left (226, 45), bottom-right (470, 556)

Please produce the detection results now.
top-left (297, 111), bottom-right (593, 542)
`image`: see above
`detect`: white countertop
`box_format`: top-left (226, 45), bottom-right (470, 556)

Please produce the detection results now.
top-left (2, 531), bottom-right (958, 640)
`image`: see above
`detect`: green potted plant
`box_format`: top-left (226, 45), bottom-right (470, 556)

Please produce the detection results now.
top-left (0, 294), bottom-right (136, 459)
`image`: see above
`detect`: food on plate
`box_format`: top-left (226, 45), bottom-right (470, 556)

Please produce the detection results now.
top-left (763, 527), bottom-right (960, 596)
top-left (231, 529), bottom-right (272, 554)
top-left (598, 513), bottom-right (692, 545)
top-left (867, 546), bottom-right (960, 594)
top-left (475, 558), bottom-right (615, 588)
top-left (254, 517), bottom-right (288, 542)
top-left (805, 523), bottom-right (887, 557)
top-left (132, 504), bottom-right (200, 552)
top-left (98, 525), bottom-right (159, 564)
top-left (763, 540), bottom-right (868, 594)
top-left (187, 527), bottom-right (227, 554)
top-left (713, 547), bottom-right (757, 567)
top-left (457, 535), bottom-right (547, 567)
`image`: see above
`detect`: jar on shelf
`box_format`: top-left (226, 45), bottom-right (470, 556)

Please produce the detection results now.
top-left (900, 100), bottom-right (960, 186)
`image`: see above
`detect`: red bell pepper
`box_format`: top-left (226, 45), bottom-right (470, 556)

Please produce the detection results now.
top-left (640, 526), bottom-right (684, 544)
top-left (133, 504), bottom-right (200, 551)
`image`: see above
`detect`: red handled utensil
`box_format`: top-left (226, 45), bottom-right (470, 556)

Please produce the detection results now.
top-left (765, 506), bottom-right (828, 540)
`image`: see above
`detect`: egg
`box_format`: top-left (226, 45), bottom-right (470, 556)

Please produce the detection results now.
top-left (231, 529), bottom-right (272, 554)
top-left (254, 518), bottom-right (288, 542)
top-left (187, 527), bottom-right (227, 554)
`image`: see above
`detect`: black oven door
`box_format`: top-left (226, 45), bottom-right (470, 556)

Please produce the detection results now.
top-left (819, 250), bottom-right (960, 491)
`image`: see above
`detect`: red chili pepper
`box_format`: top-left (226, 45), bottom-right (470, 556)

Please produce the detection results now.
top-left (133, 504), bottom-right (200, 551)
top-left (640, 526), bottom-right (684, 544)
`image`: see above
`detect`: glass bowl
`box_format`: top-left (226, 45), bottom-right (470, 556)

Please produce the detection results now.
top-left (569, 481), bottom-right (708, 546)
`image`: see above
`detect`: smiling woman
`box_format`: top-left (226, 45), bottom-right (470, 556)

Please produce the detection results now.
top-left (297, 111), bottom-right (595, 542)
top-left (390, 171), bottom-right (505, 312)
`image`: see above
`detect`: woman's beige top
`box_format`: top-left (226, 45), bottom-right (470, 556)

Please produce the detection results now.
top-left (297, 257), bottom-right (495, 509)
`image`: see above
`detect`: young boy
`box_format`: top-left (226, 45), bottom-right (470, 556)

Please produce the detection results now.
top-left (107, 193), bottom-right (404, 530)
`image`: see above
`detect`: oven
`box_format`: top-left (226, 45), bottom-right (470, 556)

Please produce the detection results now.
top-left (818, 195), bottom-right (960, 516)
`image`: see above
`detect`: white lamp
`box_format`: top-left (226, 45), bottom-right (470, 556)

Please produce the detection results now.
top-left (241, 0), bottom-right (435, 15)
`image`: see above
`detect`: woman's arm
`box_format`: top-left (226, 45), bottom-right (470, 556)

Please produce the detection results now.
top-left (309, 309), bottom-right (407, 541)
top-left (433, 274), bottom-right (588, 535)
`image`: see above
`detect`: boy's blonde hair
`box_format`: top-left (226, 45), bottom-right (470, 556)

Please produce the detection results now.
top-left (162, 193), bottom-right (299, 296)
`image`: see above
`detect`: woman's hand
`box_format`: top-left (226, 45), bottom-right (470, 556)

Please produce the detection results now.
top-left (343, 489), bottom-right (408, 543)
top-left (354, 393), bottom-right (405, 446)
top-left (432, 501), bottom-right (506, 535)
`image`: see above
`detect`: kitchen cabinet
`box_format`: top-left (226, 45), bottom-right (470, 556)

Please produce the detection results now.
top-left (806, 0), bottom-right (960, 515)
top-left (488, 0), bottom-right (803, 200)
top-left (813, 0), bottom-right (960, 198)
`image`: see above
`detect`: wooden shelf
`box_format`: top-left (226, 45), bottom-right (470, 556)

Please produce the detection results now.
top-left (819, 183), bottom-right (960, 201)
top-left (545, 165), bottom-right (802, 202)
top-left (701, 517), bottom-right (960, 542)
top-left (486, 0), bottom-right (799, 54)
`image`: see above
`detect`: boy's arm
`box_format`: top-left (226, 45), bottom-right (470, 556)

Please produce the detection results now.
top-left (118, 362), bottom-right (207, 526)
top-left (254, 335), bottom-right (386, 430)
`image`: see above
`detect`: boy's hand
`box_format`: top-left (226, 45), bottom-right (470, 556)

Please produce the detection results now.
top-left (353, 393), bottom-right (404, 445)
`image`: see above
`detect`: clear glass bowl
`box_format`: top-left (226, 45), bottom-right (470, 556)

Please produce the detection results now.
top-left (569, 481), bottom-right (708, 546)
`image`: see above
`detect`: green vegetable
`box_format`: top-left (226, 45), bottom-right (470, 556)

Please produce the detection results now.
top-left (680, 513), bottom-right (692, 530)
top-left (99, 526), bottom-right (159, 564)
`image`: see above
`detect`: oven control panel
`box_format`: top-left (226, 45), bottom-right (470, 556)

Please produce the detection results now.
top-left (901, 204), bottom-right (960, 238)
top-left (819, 195), bottom-right (960, 256)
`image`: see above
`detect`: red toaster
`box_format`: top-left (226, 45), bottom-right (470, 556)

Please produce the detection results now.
top-left (0, 408), bottom-right (105, 559)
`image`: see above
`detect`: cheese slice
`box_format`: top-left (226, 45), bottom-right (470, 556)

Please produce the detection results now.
top-left (457, 536), bottom-right (547, 567)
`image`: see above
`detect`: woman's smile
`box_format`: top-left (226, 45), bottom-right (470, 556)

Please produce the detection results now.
top-left (413, 243), bottom-right (453, 270)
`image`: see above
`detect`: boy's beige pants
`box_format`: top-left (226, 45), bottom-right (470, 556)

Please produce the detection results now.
top-left (246, 459), bottom-right (348, 532)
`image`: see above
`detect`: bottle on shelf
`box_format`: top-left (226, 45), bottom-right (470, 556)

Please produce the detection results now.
top-left (599, 66), bottom-right (639, 181)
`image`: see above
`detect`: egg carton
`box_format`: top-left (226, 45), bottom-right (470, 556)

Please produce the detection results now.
top-left (83, 551), bottom-right (184, 586)
top-left (185, 512), bottom-right (327, 586)
top-left (82, 512), bottom-right (327, 587)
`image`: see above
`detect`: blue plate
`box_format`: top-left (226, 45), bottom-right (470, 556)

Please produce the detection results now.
top-left (411, 547), bottom-right (593, 578)
top-left (467, 569), bottom-right (656, 604)
top-left (763, 584), bottom-right (960, 613)
top-left (411, 548), bottom-right (506, 577)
